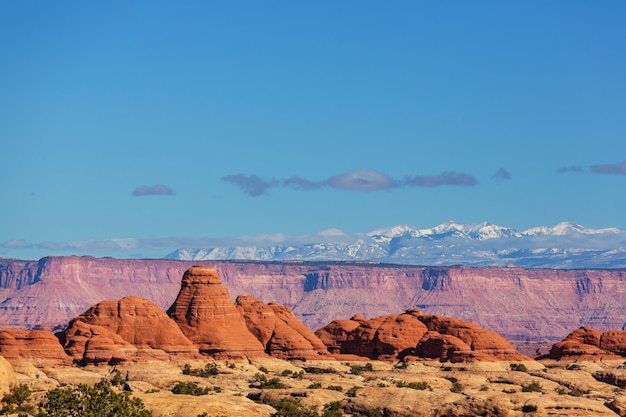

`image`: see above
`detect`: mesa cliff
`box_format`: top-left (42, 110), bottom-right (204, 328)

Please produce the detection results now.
top-left (2, 256), bottom-right (626, 345)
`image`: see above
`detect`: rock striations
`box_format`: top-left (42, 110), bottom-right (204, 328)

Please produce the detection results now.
top-left (61, 296), bottom-right (199, 364)
top-left (166, 266), bottom-right (267, 359)
top-left (316, 309), bottom-right (527, 362)
top-left (235, 295), bottom-right (330, 360)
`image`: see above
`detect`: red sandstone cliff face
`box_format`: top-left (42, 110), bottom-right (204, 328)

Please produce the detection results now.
top-left (235, 295), bottom-right (330, 360)
top-left (166, 266), bottom-right (266, 358)
top-left (61, 296), bottom-right (199, 364)
top-left (2, 257), bottom-right (626, 344)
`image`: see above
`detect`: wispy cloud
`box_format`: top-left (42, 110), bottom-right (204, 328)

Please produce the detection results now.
top-left (590, 160), bottom-right (626, 176)
top-left (223, 169), bottom-right (477, 197)
top-left (491, 168), bottom-right (512, 181)
top-left (221, 174), bottom-right (277, 197)
top-left (132, 184), bottom-right (175, 196)
top-left (557, 161), bottom-right (626, 176)
top-left (557, 165), bottom-right (584, 173)
top-left (327, 169), bottom-right (397, 191)
top-left (404, 171), bottom-right (477, 187)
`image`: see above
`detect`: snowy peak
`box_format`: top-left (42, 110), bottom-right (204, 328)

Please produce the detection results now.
top-left (166, 221), bottom-right (626, 269)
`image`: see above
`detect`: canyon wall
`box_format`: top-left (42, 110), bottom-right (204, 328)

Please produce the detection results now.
top-left (1, 256), bottom-right (626, 343)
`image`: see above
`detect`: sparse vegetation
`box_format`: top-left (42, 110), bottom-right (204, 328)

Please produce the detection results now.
top-left (450, 382), bottom-right (463, 393)
top-left (349, 363), bottom-right (374, 375)
top-left (1, 384), bottom-right (34, 415)
top-left (172, 381), bottom-right (210, 396)
top-left (395, 380), bottom-right (432, 391)
top-left (308, 382), bottom-right (322, 389)
top-left (480, 384), bottom-right (489, 391)
top-left (182, 363), bottom-right (219, 377)
top-left (510, 363), bottom-right (528, 372)
top-left (36, 380), bottom-right (152, 416)
top-left (521, 381), bottom-right (543, 393)
top-left (325, 385), bottom-right (343, 392)
top-left (346, 386), bottom-right (362, 397)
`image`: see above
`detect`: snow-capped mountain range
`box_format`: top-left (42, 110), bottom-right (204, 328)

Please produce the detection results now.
top-left (165, 221), bottom-right (626, 269)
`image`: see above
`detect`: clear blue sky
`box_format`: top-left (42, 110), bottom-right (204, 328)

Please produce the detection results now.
top-left (2, 1), bottom-right (625, 260)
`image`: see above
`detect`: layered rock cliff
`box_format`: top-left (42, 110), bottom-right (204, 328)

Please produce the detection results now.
top-left (2, 256), bottom-right (626, 344)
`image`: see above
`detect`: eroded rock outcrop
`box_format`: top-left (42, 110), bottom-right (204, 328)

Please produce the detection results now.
top-left (167, 266), bottom-right (266, 358)
top-left (316, 309), bottom-right (527, 362)
top-left (235, 295), bottom-right (330, 360)
top-left (547, 327), bottom-right (626, 360)
top-left (61, 296), bottom-right (199, 364)
top-left (0, 330), bottom-right (70, 364)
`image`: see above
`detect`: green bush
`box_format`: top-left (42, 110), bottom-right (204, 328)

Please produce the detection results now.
top-left (307, 382), bottom-right (322, 389)
top-left (182, 363), bottom-right (218, 377)
top-left (171, 381), bottom-right (210, 396)
top-left (521, 381), bottom-right (542, 393)
top-left (395, 380), bottom-right (432, 391)
top-left (510, 363), bottom-right (528, 372)
top-left (1, 384), bottom-right (34, 415)
top-left (36, 381), bottom-right (152, 417)
top-left (325, 385), bottom-right (343, 392)
top-left (346, 386), bottom-right (361, 397)
top-left (450, 382), bottom-right (463, 393)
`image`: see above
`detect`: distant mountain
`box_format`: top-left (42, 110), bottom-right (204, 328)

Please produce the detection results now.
top-left (165, 221), bottom-right (626, 269)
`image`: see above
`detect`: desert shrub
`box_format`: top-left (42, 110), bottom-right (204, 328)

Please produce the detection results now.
top-left (182, 363), bottom-right (218, 377)
top-left (37, 381), bottom-right (152, 417)
top-left (510, 363), bottom-right (528, 372)
top-left (502, 388), bottom-right (517, 393)
top-left (171, 381), bottom-right (210, 396)
top-left (260, 378), bottom-right (287, 389)
top-left (521, 381), bottom-right (542, 393)
top-left (1, 384), bottom-right (34, 415)
top-left (304, 367), bottom-right (335, 374)
top-left (111, 371), bottom-right (127, 387)
top-left (282, 369), bottom-right (293, 376)
top-left (321, 401), bottom-right (343, 417)
top-left (308, 382), bottom-right (322, 389)
top-left (326, 385), bottom-right (343, 392)
top-left (395, 380), bottom-right (432, 391)
top-left (346, 386), bottom-right (361, 397)
top-left (291, 371), bottom-right (304, 380)
top-left (480, 385), bottom-right (489, 391)
top-left (259, 366), bottom-right (269, 374)
top-left (450, 382), bottom-right (463, 393)
top-left (349, 363), bottom-right (374, 375)
top-left (267, 397), bottom-right (319, 417)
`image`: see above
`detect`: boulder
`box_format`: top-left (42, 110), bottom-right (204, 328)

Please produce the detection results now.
top-left (167, 266), bottom-right (266, 358)
top-left (235, 295), bottom-right (330, 360)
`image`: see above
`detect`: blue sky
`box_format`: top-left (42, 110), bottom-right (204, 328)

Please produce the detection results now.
top-left (2, 1), bottom-right (626, 260)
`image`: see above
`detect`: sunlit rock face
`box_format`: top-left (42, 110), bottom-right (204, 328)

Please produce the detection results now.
top-left (166, 266), bottom-right (266, 359)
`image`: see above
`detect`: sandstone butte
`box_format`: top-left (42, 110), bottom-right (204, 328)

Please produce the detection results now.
top-left (545, 327), bottom-right (626, 361)
top-left (316, 309), bottom-right (528, 362)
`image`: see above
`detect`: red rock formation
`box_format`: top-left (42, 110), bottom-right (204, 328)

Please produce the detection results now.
top-left (61, 296), bottom-right (199, 364)
top-left (316, 311), bottom-right (429, 359)
top-left (4, 256), bottom-right (626, 346)
top-left (235, 295), bottom-right (330, 360)
top-left (316, 309), bottom-right (527, 362)
top-left (167, 266), bottom-right (266, 359)
top-left (0, 330), bottom-right (70, 363)
top-left (547, 327), bottom-right (626, 360)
